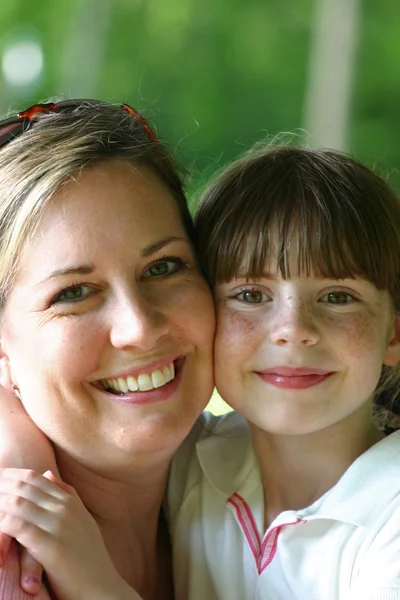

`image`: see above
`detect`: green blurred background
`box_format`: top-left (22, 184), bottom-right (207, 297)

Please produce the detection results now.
top-left (0, 0), bottom-right (398, 413)
top-left (1, 0), bottom-right (399, 196)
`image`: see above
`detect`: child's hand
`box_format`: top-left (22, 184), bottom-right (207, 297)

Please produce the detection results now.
top-left (0, 539), bottom-right (51, 599)
top-left (0, 468), bottom-right (127, 600)
top-left (0, 531), bottom-right (44, 595)
top-left (0, 387), bottom-right (59, 595)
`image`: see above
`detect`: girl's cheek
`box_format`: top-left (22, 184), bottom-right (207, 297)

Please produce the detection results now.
top-left (333, 314), bottom-right (383, 361)
top-left (215, 305), bottom-right (262, 356)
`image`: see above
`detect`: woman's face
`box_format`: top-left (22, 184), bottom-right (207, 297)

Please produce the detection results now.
top-left (0, 160), bottom-right (215, 470)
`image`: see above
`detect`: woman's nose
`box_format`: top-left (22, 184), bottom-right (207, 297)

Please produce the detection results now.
top-left (270, 301), bottom-right (319, 347)
top-left (109, 292), bottom-right (170, 351)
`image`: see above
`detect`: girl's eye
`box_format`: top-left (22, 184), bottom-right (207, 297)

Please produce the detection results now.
top-left (235, 289), bottom-right (268, 304)
top-left (320, 291), bottom-right (355, 304)
top-left (52, 284), bottom-right (93, 304)
top-left (143, 258), bottom-right (186, 278)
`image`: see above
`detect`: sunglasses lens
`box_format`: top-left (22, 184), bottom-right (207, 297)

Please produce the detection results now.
top-left (0, 121), bottom-right (27, 149)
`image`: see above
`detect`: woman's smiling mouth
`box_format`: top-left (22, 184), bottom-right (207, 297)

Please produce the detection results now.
top-left (100, 362), bottom-right (175, 394)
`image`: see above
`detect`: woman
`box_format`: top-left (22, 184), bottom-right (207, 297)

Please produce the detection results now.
top-left (0, 100), bottom-right (215, 598)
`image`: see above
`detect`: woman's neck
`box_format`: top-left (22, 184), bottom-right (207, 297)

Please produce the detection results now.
top-left (249, 403), bottom-right (384, 529)
top-left (54, 447), bottom-right (173, 598)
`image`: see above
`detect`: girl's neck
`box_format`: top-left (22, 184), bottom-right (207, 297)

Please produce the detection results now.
top-left (249, 403), bottom-right (384, 528)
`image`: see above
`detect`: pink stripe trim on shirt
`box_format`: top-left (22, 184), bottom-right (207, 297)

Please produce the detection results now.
top-left (227, 493), bottom-right (305, 576)
top-left (227, 492), bottom-right (261, 568)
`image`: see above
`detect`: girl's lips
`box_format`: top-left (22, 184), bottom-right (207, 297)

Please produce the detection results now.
top-left (256, 367), bottom-right (333, 390)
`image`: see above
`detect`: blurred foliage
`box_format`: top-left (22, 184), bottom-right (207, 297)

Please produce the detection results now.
top-left (0, 0), bottom-right (399, 197)
top-left (206, 388), bottom-right (233, 416)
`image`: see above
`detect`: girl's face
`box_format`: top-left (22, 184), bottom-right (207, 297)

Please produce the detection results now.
top-left (0, 161), bottom-right (215, 470)
top-left (214, 254), bottom-right (400, 437)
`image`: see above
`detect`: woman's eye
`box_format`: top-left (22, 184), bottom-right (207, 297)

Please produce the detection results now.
top-left (52, 284), bottom-right (92, 304)
top-left (143, 258), bottom-right (185, 278)
top-left (236, 289), bottom-right (268, 304)
top-left (320, 291), bottom-right (355, 304)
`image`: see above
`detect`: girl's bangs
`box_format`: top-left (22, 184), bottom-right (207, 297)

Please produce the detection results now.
top-left (212, 186), bottom-right (397, 292)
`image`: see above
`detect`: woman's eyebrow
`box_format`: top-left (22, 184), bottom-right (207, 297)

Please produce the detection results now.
top-left (35, 265), bottom-right (95, 286)
top-left (35, 237), bottom-right (189, 286)
top-left (141, 236), bottom-right (190, 257)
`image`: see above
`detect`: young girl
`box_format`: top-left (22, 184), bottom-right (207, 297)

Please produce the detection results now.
top-left (167, 144), bottom-right (400, 599)
top-left (1, 144), bottom-right (400, 600)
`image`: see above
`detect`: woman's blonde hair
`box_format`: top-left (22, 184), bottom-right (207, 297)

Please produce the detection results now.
top-left (0, 100), bottom-right (192, 305)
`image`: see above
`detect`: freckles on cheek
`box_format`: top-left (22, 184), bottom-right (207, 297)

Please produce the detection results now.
top-left (334, 314), bottom-right (381, 361)
top-left (215, 306), bottom-right (259, 360)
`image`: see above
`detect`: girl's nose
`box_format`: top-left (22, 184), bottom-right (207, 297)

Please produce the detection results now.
top-left (270, 301), bottom-right (319, 347)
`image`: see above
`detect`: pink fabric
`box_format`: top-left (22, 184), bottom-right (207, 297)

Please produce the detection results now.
top-left (0, 541), bottom-right (52, 600)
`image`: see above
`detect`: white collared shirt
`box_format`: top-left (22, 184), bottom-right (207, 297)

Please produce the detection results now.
top-left (168, 411), bottom-right (400, 600)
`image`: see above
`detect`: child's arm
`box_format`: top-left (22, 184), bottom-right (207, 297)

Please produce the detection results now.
top-left (0, 387), bottom-right (58, 595)
top-left (0, 388), bottom-right (58, 473)
top-left (0, 469), bottom-right (145, 600)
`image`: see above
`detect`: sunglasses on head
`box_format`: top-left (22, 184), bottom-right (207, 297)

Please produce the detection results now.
top-left (0, 99), bottom-right (157, 149)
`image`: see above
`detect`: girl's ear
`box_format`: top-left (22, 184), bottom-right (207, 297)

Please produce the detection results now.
top-left (384, 315), bottom-right (400, 367)
top-left (0, 343), bottom-right (13, 388)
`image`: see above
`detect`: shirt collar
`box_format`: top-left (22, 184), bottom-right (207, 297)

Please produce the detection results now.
top-left (197, 413), bottom-right (400, 527)
top-left (313, 430), bottom-right (400, 526)
top-left (197, 412), bottom-right (259, 499)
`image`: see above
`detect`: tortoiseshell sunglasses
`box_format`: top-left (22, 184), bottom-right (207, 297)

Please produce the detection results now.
top-left (0, 99), bottom-right (157, 149)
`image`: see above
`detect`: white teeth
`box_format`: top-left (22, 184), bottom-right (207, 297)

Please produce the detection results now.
top-left (118, 378), bottom-right (128, 393)
top-left (152, 369), bottom-right (166, 388)
top-left (138, 373), bottom-right (153, 391)
top-left (127, 375), bottom-right (138, 391)
top-left (101, 361), bottom-right (176, 394)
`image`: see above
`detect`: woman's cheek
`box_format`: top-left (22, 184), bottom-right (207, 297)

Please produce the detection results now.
top-left (171, 282), bottom-right (215, 347)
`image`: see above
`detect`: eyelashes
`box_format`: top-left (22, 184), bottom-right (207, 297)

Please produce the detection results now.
top-left (142, 256), bottom-right (189, 279)
top-left (49, 255), bottom-right (191, 307)
top-left (232, 288), bottom-right (270, 304)
top-left (51, 284), bottom-right (95, 305)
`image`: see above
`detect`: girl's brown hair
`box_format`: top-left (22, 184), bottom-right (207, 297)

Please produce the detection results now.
top-left (195, 143), bottom-right (400, 407)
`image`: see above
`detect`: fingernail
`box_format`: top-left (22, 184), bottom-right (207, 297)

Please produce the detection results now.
top-left (24, 576), bottom-right (40, 584)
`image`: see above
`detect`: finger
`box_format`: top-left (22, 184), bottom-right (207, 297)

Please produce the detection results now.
top-left (20, 546), bottom-right (44, 595)
top-left (0, 469), bottom-right (67, 501)
top-left (0, 508), bottom-right (54, 562)
top-left (42, 471), bottom-right (76, 497)
top-left (0, 530), bottom-right (12, 564)
top-left (43, 471), bottom-right (82, 502)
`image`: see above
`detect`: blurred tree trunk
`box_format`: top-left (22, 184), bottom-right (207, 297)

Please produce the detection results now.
top-left (58, 0), bottom-right (112, 98)
top-left (303, 0), bottom-right (361, 150)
